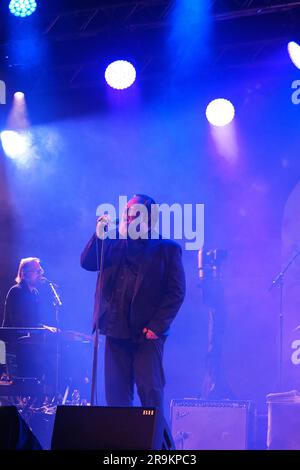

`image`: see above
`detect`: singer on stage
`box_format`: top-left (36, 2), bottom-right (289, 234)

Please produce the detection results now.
top-left (81, 194), bottom-right (185, 412)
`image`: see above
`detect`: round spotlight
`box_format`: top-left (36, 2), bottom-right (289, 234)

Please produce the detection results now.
top-left (206, 98), bottom-right (235, 127)
top-left (288, 41), bottom-right (300, 70)
top-left (9, 0), bottom-right (37, 18)
top-left (14, 91), bottom-right (25, 99)
top-left (105, 60), bottom-right (136, 90)
top-left (0, 130), bottom-right (31, 160)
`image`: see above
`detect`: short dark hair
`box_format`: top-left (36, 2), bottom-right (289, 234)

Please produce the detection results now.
top-left (134, 194), bottom-right (156, 208)
top-left (133, 194), bottom-right (158, 229)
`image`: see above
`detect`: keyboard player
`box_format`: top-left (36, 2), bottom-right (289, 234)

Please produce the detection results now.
top-left (1, 257), bottom-right (58, 389)
top-left (2, 257), bottom-right (51, 327)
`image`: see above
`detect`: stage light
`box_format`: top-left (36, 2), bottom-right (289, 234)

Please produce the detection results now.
top-left (9, 0), bottom-right (37, 18)
top-left (14, 91), bottom-right (25, 100)
top-left (206, 99), bottom-right (235, 127)
top-left (7, 92), bottom-right (29, 130)
top-left (288, 41), bottom-right (300, 70)
top-left (105, 60), bottom-right (136, 90)
top-left (0, 130), bottom-right (31, 160)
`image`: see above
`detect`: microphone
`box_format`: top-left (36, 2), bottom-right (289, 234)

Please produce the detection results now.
top-left (40, 277), bottom-right (59, 288)
top-left (97, 215), bottom-right (119, 226)
top-left (46, 279), bottom-right (62, 307)
top-left (96, 215), bottom-right (119, 238)
top-left (198, 249), bottom-right (205, 280)
top-left (40, 277), bottom-right (62, 306)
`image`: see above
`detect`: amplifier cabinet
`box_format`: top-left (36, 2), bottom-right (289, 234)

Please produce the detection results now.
top-left (267, 402), bottom-right (300, 450)
top-left (170, 399), bottom-right (254, 450)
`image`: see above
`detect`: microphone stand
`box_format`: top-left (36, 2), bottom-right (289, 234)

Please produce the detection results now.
top-left (90, 227), bottom-right (107, 406)
top-left (48, 282), bottom-right (63, 400)
top-left (269, 250), bottom-right (300, 391)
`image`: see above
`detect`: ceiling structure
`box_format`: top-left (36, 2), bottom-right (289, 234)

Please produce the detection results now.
top-left (1, 0), bottom-right (300, 93)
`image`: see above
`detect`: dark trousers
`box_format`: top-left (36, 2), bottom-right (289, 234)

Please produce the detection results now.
top-left (105, 336), bottom-right (166, 413)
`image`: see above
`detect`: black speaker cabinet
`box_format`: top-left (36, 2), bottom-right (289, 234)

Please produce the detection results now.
top-left (0, 406), bottom-right (42, 450)
top-left (51, 406), bottom-right (174, 450)
top-left (170, 399), bottom-right (254, 450)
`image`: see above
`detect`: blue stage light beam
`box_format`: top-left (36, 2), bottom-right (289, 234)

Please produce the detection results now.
top-left (9, 0), bottom-right (37, 18)
top-left (168, 0), bottom-right (211, 68)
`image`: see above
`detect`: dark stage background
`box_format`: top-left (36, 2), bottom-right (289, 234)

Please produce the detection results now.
top-left (0, 0), bottom-right (300, 415)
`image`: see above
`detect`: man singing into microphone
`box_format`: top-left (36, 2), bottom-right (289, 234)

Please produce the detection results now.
top-left (80, 194), bottom-right (185, 412)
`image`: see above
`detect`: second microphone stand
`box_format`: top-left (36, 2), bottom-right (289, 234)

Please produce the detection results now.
top-left (269, 250), bottom-right (300, 391)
